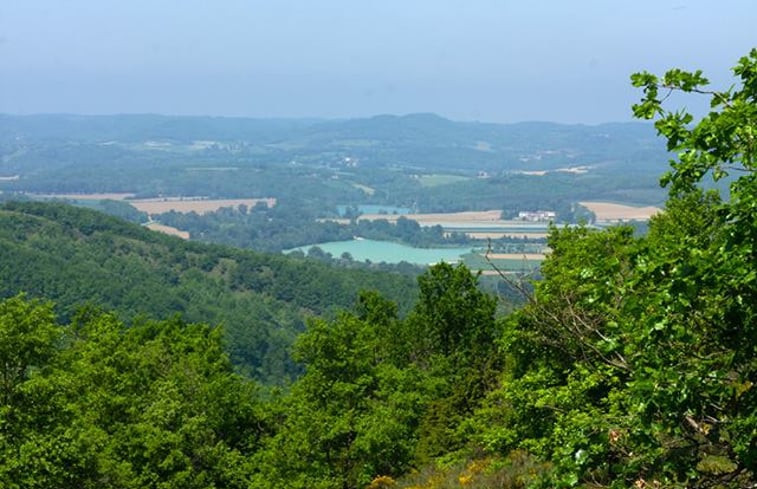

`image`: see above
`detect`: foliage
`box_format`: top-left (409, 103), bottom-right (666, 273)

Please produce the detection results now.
top-left (253, 313), bottom-right (430, 489)
top-left (252, 264), bottom-right (501, 489)
top-left (0, 295), bottom-right (263, 489)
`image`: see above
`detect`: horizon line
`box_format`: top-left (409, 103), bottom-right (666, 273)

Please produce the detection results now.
top-left (0, 111), bottom-right (646, 127)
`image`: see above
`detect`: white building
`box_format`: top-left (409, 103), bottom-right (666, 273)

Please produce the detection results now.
top-left (517, 210), bottom-right (556, 222)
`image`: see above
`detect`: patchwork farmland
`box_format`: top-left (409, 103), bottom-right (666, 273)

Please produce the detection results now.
top-left (353, 209), bottom-right (552, 239)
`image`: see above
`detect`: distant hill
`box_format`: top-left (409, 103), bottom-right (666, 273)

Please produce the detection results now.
top-left (0, 202), bottom-right (418, 383)
top-left (0, 113), bottom-right (671, 218)
top-left (0, 113), bottom-right (667, 176)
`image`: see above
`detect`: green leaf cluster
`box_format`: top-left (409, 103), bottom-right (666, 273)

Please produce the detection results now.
top-left (0, 295), bottom-right (264, 489)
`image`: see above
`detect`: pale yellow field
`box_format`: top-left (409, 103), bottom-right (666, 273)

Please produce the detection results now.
top-left (555, 166), bottom-right (590, 174)
top-left (321, 210), bottom-right (550, 240)
top-left (579, 201), bottom-right (661, 221)
top-left (360, 210), bottom-right (504, 224)
top-left (146, 223), bottom-right (190, 239)
top-left (319, 210), bottom-right (553, 245)
top-left (352, 184), bottom-right (376, 195)
top-left (130, 197), bottom-right (276, 215)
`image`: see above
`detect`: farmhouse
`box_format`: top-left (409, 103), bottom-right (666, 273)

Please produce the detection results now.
top-left (517, 210), bottom-right (556, 222)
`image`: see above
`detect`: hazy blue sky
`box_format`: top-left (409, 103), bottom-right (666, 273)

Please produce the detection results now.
top-left (1, 1), bottom-right (755, 123)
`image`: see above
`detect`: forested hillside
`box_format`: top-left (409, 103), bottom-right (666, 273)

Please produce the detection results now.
top-left (0, 202), bottom-right (417, 382)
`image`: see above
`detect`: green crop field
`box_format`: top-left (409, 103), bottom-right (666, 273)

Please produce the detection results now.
top-left (417, 174), bottom-right (471, 187)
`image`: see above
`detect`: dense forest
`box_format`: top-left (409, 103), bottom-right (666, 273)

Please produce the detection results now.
top-left (1, 52), bottom-right (755, 488)
top-left (0, 202), bottom-right (418, 382)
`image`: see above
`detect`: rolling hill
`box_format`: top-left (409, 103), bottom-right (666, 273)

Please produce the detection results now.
top-left (0, 201), bottom-right (418, 383)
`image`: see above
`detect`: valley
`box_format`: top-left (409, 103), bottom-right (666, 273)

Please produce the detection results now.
top-left (5, 108), bottom-right (747, 488)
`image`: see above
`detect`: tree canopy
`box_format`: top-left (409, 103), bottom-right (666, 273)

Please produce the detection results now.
top-left (455, 48), bottom-right (757, 489)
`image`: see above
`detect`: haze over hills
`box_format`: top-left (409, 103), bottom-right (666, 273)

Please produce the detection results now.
top-left (0, 112), bottom-right (667, 174)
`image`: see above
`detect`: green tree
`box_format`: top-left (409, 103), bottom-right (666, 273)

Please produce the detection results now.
top-left (0, 295), bottom-right (72, 489)
top-left (403, 264), bottom-right (501, 462)
top-left (253, 264), bottom-right (502, 488)
top-left (0, 296), bottom-right (266, 489)
top-left (0, 295), bottom-right (60, 408)
top-left (625, 49), bottom-right (756, 487)
top-left (254, 312), bottom-right (430, 489)
top-left (468, 50), bottom-right (756, 488)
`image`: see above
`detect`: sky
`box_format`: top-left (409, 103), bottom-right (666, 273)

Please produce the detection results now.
top-left (1, 0), bottom-right (755, 124)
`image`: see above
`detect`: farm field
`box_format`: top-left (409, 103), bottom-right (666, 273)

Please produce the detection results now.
top-left (580, 201), bottom-right (661, 221)
top-left (515, 165), bottom-right (590, 176)
top-left (351, 183), bottom-right (376, 195)
top-left (357, 210), bottom-right (552, 236)
top-left (129, 197), bottom-right (276, 216)
top-left (359, 209), bottom-right (504, 225)
top-left (416, 174), bottom-right (471, 187)
top-left (285, 238), bottom-right (545, 274)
